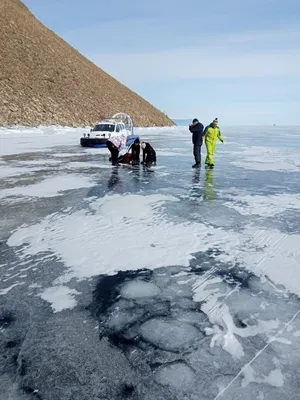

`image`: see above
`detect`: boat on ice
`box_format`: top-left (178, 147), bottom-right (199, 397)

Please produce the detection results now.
top-left (80, 112), bottom-right (139, 148)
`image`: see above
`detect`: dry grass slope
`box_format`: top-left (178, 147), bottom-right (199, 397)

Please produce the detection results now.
top-left (0, 0), bottom-right (175, 127)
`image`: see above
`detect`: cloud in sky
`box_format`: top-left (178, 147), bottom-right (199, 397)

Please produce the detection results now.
top-left (23, 0), bottom-right (300, 124)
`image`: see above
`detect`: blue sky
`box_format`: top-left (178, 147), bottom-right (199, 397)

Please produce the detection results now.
top-left (23, 0), bottom-right (300, 125)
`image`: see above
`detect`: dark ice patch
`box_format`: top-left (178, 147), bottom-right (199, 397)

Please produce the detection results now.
top-left (0, 308), bottom-right (15, 329)
top-left (215, 267), bottom-right (254, 289)
top-left (89, 269), bottom-right (153, 316)
top-left (21, 385), bottom-right (43, 399)
top-left (90, 267), bottom-right (209, 372)
top-left (5, 340), bottom-right (19, 349)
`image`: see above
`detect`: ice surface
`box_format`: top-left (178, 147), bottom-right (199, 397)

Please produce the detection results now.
top-left (231, 146), bottom-right (300, 172)
top-left (140, 319), bottom-right (200, 351)
top-left (107, 308), bottom-right (145, 331)
top-left (156, 150), bottom-right (187, 157)
top-left (223, 192), bottom-right (300, 217)
top-left (155, 362), bottom-right (195, 390)
top-left (91, 265), bottom-right (300, 400)
top-left (1, 125), bottom-right (300, 400)
top-left (236, 228), bottom-right (300, 296)
top-left (120, 280), bottom-right (161, 299)
top-left (192, 272), bottom-right (289, 360)
top-left (6, 193), bottom-right (300, 301)
top-left (0, 125), bottom-right (85, 156)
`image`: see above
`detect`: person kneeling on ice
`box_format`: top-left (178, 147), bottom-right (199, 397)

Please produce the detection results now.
top-left (106, 135), bottom-right (127, 166)
top-left (203, 118), bottom-right (224, 168)
top-left (140, 141), bottom-right (156, 167)
top-left (131, 138), bottom-right (141, 165)
top-left (117, 138), bottom-right (141, 165)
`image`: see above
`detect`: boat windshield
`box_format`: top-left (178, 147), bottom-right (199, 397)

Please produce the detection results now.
top-left (93, 124), bottom-right (115, 132)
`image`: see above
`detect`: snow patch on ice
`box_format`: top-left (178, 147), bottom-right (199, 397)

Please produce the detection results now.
top-left (6, 193), bottom-right (233, 284)
top-left (29, 283), bottom-right (42, 289)
top-left (272, 337), bottom-right (292, 345)
top-left (237, 228), bottom-right (300, 297)
top-left (38, 285), bottom-right (80, 312)
top-left (16, 159), bottom-right (64, 166)
top-left (223, 193), bottom-right (300, 217)
top-left (66, 162), bottom-right (113, 169)
top-left (0, 125), bottom-right (88, 156)
top-left (1, 174), bottom-right (95, 199)
top-left (6, 190), bottom-right (300, 316)
top-left (0, 164), bottom-right (39, 179)
top-left (264, 368), bottom-right (285, 387)
top-left (51, 153), bottom-right (87, 158)
top-left (242, 365), bottom-right (284, 388)
top-left (0, 282), bottom-right (25, 295)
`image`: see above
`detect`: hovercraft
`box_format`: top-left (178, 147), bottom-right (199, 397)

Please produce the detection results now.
top-left (80, 112), bottom-right (139, 148)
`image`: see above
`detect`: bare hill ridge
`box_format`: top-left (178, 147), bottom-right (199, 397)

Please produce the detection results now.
top-left (0, 0), bottom-right (174, 127)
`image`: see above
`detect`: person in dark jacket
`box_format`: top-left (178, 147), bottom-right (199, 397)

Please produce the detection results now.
top-left (131, 138), bottom-right (141, 165)
top-left (140, 142), bottom-right (156, 167)
top-left (189, 118), bottom-right (205, 168)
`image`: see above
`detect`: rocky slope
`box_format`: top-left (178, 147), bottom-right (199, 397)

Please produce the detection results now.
top-left (0, 0), bottom-right (174, 127)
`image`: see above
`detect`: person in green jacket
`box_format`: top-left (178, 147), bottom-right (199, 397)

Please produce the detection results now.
top-left (203, 118), bottom-right (224, 168)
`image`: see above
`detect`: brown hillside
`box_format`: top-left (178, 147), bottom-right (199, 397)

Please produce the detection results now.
top-left (0, 0), bottom-right (174, 127)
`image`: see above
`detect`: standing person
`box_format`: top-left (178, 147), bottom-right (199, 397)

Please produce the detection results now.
top-left (189, 118), bottom-right (205, 168)
top-left (140, 141), bottom-right (156, 167)
top-left (203, 118), bottom-right (224, 168)
top-left (106, 135), bottom-right (127, 166)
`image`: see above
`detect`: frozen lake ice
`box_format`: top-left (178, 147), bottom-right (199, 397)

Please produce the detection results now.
top-left (0, 124), bottom-right (300, 399)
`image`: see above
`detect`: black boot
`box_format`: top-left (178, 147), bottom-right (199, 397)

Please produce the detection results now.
top-left (192, 162), bottom-right (201, 168)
